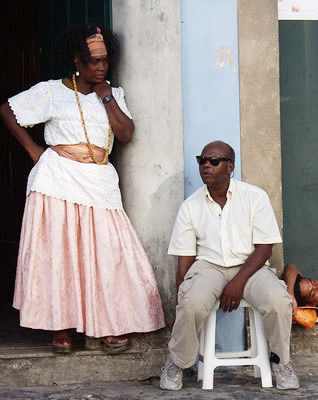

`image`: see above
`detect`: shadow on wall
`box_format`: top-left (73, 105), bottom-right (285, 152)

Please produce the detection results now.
top-left (146, 170), bottom-right (184, 327)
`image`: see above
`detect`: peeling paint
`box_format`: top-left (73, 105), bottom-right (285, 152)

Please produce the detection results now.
top-left (153, 164), bottom-right (162, 176)
top-left (215, 46), bottom-right (236, 72)
top-left (150, 0), bottom-right (160, 10)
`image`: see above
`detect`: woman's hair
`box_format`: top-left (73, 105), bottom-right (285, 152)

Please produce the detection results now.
top-left (56, 24), bottom-right (119, 71)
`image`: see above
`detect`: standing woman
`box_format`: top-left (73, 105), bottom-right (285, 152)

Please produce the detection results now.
top-left (0, 24), bottom-right (165, 352)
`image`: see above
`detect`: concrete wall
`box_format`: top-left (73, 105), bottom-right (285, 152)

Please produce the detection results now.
top-left (238, 0), bottom-right (284, 274)
top-left (112, 0), bottom-right (184, 324)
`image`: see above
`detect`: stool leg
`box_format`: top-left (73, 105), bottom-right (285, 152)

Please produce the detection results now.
top-left (198, 327), bottom-right (205, 381)
top-left (254, 365), bottom-right (261, 378)
top-left (248, 308), bottom-right (260, 378)
top-left (248, 308), bottom-right (257, 357)
top-left (202, 307), bottom-right (217, 390)
top-left (254, 311), bottom-right (272, 388)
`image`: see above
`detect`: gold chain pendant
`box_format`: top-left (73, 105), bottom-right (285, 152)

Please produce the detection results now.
top-left (72, 74), bottom-right (112, 165)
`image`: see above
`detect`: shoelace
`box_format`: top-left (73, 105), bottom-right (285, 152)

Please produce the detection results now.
top-left (278, 361), bottom-right (295, 378)
top-left (162, 359), bottom-right (179, 378)
top-left (284, 362), bottom-right (294, 374)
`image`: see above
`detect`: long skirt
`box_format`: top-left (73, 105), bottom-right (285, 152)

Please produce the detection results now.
top-left (13, 191), bottom-right (165, 337)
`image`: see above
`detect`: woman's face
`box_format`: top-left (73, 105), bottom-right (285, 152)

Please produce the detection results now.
top-left (301, 279), bottom-right (318, 305)
top-left (77, 55), bottom-right (109, 85)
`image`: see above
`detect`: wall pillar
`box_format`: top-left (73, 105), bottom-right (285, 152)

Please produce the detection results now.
top-left (112, 0), bottom-right (184, 324)
top-left (238, 0), bottom-right (283, 274)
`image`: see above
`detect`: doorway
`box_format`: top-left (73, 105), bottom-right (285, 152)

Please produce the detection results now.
top-left (0, 0), bottom-right (111, 354)
top-left (280, 21), bottom-right (318, 279)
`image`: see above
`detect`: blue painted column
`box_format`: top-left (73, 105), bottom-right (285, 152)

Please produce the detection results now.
top-left (180, 0), bottom-right (244, 352)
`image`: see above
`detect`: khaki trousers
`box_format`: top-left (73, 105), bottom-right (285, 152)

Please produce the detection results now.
top-left (168, 259), bottom-right (292, 369)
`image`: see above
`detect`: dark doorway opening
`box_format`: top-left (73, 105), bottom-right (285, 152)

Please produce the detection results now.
top-left (0, 0), bottom-right (111, 354)
top-left (0, 0), bottom-right (45, 354)
top-left (279, 21), bottom-right (318, 280)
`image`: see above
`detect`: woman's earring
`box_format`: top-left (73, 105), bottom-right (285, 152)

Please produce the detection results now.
top-left (75, 70), bottom-right (80, 77)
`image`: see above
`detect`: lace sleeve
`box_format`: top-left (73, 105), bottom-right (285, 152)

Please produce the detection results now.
top-left (112, 86), bottom-right (133, 119)
top-left (8, 81), bottom-right (53, 128)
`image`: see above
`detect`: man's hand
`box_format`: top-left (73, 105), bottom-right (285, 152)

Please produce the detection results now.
top-left (281, 264), bottom-right (302, 318)
top-left (219, 276), bottom-right (245, 312)
top-left (219, 244), bottom-right (273, 312)
top-left (291, 295), bottom-right (298, 318)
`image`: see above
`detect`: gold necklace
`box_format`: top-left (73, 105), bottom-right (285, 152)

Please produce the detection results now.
top-left (72, 74), bottom-right (112, 165)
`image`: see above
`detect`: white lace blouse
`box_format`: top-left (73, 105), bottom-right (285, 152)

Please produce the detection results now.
top-left (8, 79), bottom-right (132, 210)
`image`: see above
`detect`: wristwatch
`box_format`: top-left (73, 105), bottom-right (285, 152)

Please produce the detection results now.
top-left (102, 94), bottom-right (114, 104)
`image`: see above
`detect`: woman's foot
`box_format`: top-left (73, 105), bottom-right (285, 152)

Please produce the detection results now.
top-left (101, 336), bottom-right (129, 353)
top-left (52, 330), bottom-right (72, 353)
top-left (104, 336), bottom-right (129, 345)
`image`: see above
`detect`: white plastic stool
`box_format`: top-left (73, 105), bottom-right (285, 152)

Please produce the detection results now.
top-left (198, 300), bottom-right (272, 389)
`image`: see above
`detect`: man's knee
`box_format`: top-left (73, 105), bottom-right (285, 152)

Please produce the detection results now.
top-left (178, 291), bottom-right (215, 321)
top-left (262, 287), bottom-right (292, 314)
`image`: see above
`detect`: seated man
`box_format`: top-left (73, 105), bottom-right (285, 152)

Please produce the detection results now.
top-left (160, 141), bottom-right (299, 391)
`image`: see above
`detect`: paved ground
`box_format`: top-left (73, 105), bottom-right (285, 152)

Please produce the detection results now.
top-left (0, 356), bottom-right (317, 400)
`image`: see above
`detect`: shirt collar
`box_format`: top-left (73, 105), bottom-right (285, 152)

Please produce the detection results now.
top-left (204, 178), bottom-right (235, 202)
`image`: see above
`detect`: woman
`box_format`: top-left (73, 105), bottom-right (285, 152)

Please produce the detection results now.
top-left (0, 24), bottom-right (165, 352)
top-left (282, 263), bottom-right (318, 315)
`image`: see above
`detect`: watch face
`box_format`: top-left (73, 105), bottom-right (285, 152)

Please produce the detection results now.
top-left (103, 95), bottom-right (113, 103)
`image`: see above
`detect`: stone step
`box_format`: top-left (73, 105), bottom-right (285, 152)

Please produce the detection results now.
top-left (291, 323), bottom-right (318, 356)
top-left (1, 323), bottom-right (316, 387)
top-left (0, 345), bottom-right (166, 387)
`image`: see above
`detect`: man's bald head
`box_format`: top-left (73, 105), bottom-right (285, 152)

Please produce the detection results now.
top-left (201, 141), bottom-right (235, 166)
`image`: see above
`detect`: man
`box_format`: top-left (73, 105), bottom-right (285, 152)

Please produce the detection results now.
top-left (160, 141), bottom-right (299, 391)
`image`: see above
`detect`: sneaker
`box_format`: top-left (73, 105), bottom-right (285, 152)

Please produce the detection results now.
top-left (271, 361), bottom-right (300, 390)
top-left (160, 355), bottom-right (183, 391)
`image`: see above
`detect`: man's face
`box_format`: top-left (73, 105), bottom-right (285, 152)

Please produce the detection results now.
top-left (199, 142), bottom-right (234, 187)
top-left (302, 279), bottom-right (318, 306)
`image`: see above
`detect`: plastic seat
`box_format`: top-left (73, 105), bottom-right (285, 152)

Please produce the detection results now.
top-left (198, 300), bottom-right (272, 389)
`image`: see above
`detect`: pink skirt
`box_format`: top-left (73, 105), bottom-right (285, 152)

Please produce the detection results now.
top-left (13, 191), bottom-right (165, 337)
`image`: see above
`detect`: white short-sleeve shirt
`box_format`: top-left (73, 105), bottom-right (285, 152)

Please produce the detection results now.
top-left (8, 80), bottom-right (132, 209)
top-left (168, 179), bottom-right (282, 267)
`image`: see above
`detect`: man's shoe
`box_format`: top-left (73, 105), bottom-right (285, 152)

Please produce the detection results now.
top-left (271, 361), bottom-right (300, 390)
top-left (160, 355), bottom-right (183, 391)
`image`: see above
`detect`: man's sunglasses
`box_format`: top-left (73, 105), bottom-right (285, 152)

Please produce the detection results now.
top-left (196, 156), bottom-right (232, 167)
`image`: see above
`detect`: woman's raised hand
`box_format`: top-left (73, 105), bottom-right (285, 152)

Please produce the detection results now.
top-left (93, 81), bottom-right (112, 99)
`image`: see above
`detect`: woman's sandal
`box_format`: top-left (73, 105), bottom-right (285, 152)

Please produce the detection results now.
top-left (52, 330), bottom-right (72, 353)
top-left (101, 336), bottom-right (129, 353)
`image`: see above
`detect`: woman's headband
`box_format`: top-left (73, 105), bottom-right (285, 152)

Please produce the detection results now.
top-left (74, 32), bottom-right (107, 64)
top-left (86, 33), bottom-right (107, 57)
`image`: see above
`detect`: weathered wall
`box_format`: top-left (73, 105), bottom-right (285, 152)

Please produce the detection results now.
top-left (112, 0), bottom-right (184, 324)
top-left (238, 0), bottom-right (284, 275)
